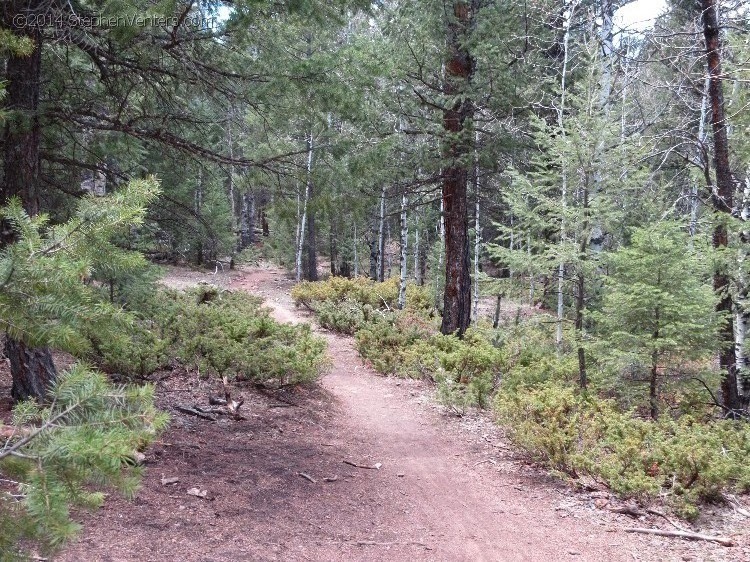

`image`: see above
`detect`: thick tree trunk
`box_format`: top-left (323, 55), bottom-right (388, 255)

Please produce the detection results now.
top-left (701, 0), bottom-right (743, 413)
top-left (6, 337), bottom-right (56, 402)
top-left (2, 5), bottom-right (42, 221)
top-left (440, 1), bottom-right (474, 337)
top-left (1, 8), bottom-right (58, 401)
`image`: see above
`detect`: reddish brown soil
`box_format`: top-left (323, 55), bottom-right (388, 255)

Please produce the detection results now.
top-left (25, 263), bottom-right (748, 561)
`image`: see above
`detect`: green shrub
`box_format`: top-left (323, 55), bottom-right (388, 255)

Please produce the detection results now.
top-left (84, 279), bottom-right (329, 386)
top-left (400, 329), bottom-right (504, 409)
top-left (292, 276), bottom-right (432, 314)
top-left (91, 322), bottom-right (170, 379)
top-left (316, 298), bottom-right (368, 334)
top-left (495, 382), bottom-right (750, 518)
top-left (355, 313), bottom-right (427, 374)
top-left (158, 287), bottom-right (328, 385)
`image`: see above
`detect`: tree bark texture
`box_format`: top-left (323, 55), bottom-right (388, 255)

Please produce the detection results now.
top-left (5, 337), bottom-right (56, 402)
top-left (701, 0), bottom-right (743, 413)
top-left (1, 3), bottom-right (58, 401)
top-left (238, 191), bottom-right (256, 250)
top-left (440, 0), bottom-right (474, 337)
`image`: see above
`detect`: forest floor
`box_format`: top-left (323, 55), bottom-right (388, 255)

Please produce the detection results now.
top-left (11, 262), bottom-right (748, 561)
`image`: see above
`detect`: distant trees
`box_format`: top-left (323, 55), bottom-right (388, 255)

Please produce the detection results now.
top-left (3, 0), bottom-right (750, 415)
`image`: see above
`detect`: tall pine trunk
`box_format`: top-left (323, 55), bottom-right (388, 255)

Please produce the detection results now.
top-left (1, 9), bottom-right (57, 401)
top-left (701, 0), bottom-right (743, 413)
top-left (440, 1), bottom-right (474, 336)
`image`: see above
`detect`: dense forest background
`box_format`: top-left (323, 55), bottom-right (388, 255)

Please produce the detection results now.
top-left (3, 0), bottom-right (750, 553)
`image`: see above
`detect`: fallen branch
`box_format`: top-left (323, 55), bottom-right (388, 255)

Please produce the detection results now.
top-left (473, 458), bottom-right (497, 468)
top-left (609, 505), bottom-right (645, 518)
top-left (609, 505), bottom-right (685, 531)
top-left (298, 472), bottom-right (316, 483)
top-left (623, 528), bottom-right (734, 547)
top-left (722, 493), bottom-right (750, 517)
top-left (174, 405), bottom-right (217, 421)
top-left (646, 509), bottom-right (685, 532)
top-left (343, 460), bottom-right (381, 470)
top-left (355, 540), bottom-right (429, 548)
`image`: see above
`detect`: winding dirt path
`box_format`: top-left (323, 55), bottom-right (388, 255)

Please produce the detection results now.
top-left (55, 264), bottom-right (746, 562)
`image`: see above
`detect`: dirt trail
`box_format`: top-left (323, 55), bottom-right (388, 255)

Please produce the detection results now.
top-left (56, 264), bottom-right (746, 562)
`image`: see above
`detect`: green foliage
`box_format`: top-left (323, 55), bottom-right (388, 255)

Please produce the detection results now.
top-left (495, 382), bottom-right (750, 519)
top-left (316, 298), bottom-right (369, 334)
top-left (592, 222), bottom-right (718, 414)
top-left (0, 179), bottom-right (160, 354)
top-left (595, 222), bottom-right (718, 363)
top-left (150, 286), bottom-right (328, 385)
top-left (91, 320), bottom-right (171, 380)
top-left (404, 329), bottom-right (504, 409)
top-left (0, 364), bottom-right (168, 554)
top-left (292, 276), bottom-right (432, 319)
top-left (355, 311), bottom-right (433, 374)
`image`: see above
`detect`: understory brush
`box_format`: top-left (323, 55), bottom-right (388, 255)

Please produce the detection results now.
top-left (495, 382), bottom-right (750, 519)
top-left (95, 283), bottom-right (328, 385)
top-left (294, 278), bottom-right (747, 517)
top-left (292, 276), bottom-right (432, 319)
top-left (86, 272), bottom-right (328, 385)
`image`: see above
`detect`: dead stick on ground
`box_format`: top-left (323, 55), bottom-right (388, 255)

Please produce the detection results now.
top-left (343, 460), bottom-right (380, 470)
top-left (473, 459), bottom-right (497, 467)
top-left (645, 509), bottom-right (685, 531)
top-left (174, 405), bottom-right (216, 421)
top-left (623, 528), bottom-right (734, 547)
top-left (355, 540), bottom-right (429, 548)
top-left (298, 472), bottom-right (316, 483)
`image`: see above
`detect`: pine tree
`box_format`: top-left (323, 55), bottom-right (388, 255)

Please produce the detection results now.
top-left (596, 222), bottom-right (718, 419)
top-left (0, 178), bottom-right (160, 399)
top-left (0, 178), bottom-right (167, 556)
